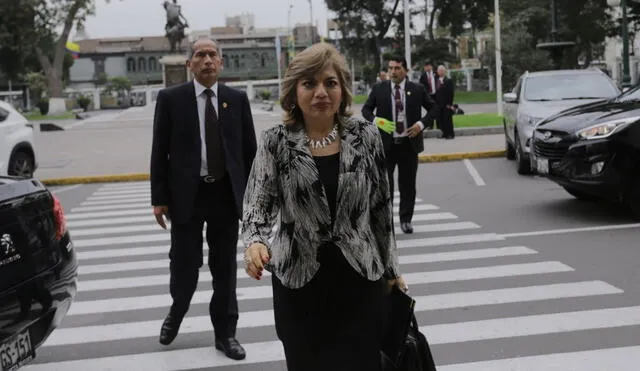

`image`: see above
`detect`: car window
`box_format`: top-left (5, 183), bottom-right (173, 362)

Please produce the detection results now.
top-left (523, 74), bottom-right (619, 101)
top-left (0, 107), bottom-right (8, 122)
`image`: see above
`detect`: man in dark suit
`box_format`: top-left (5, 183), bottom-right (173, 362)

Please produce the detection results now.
top-left (418, 61), bottom-right (437, 109)
top-left (150, 38), bottom-right (257, 360)
top-left (362, 56), bottom-right (438, 234)
top-left (434, 64), bottom-right (455, 139)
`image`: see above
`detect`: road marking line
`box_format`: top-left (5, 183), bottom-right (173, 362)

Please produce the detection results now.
top-left (47, 296), bottom-right (640, 348)
top-left (501, 223), bottom-right (640, 238)
top-left (75, 261), bottom-right (570, 292)
top-left (51, 184), bottom-right (82, 194)
top-left (67, 280), bottom-right (619, 317)
top-left (463, 158), bottom-right (486, 186)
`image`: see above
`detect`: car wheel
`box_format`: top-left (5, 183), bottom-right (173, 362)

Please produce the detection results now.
top-left (514, 133), bottom-right (532, 175)
top-left (624, 171), bottom-right (640, 220)
top-left (8, 150), bottom-right (35, 178)
top-left (504, 122), bottom-right (516, 160)
top-left (563, 186), bottom-right (599, 202)
top-left (505, 137), bottom-right (516, 160)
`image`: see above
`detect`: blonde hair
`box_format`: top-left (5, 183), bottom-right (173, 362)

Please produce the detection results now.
top-left (280, 42), bottom-right (353, 126)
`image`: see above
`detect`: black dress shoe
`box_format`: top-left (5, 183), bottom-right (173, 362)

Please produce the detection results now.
top-left (159, 313), bottom-right (181, 345)
top-left (401, 222), bottom-right (413, 234)
top-left (215, 337), bottom-right (246, 360)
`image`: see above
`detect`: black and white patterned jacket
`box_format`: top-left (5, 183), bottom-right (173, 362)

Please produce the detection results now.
top-left (241, 115), bottom-right (400, 289)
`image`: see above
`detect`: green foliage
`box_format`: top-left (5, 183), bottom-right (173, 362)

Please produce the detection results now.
top-left (480, 0), bottom-right (617, 90)
top-left (103, 76), bottom-right (132, 95)
top-left (77, 95), bottom-right (91, 111)
top-left (436, 0), bottom-right (493, 37)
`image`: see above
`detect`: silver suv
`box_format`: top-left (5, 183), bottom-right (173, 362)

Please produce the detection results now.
top-left (502, 68), bottom-right (620, 174)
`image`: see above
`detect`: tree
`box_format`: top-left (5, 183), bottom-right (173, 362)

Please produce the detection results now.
top-left (325, 0), bottom-right (402, 73)
top-left (0, 0), bottom-right (117, 101)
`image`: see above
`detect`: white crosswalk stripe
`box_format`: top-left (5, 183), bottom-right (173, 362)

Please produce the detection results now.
top-left (22, 182), bottom-right (639, 370)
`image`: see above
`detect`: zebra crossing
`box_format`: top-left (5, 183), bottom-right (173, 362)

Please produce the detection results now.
top-left (22, 181), bottom-right (640, 370)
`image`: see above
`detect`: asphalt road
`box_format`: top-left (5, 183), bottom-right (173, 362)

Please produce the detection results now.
top-left (32, 104), bottom-right (504, 179)
top-left (27, 157), bottom-right (640, 370)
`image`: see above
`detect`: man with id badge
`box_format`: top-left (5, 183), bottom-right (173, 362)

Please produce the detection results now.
top-left (362, 55), bottom-right (438, 234)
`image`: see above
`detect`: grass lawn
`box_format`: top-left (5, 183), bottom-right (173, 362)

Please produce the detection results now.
top-left (453, 113), bottom-right (503, 128)
top-left (352, 90), bottom-right (497, 105)
top-left (25, 111), bottom-right (75, 121)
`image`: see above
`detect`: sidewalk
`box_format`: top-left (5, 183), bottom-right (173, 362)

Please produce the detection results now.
top-left (31, 104), bottom-right (505, 184)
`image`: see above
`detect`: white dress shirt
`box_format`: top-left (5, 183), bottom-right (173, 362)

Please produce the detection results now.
top-left (193, 79), bottom-right (219, 176)
top-left (390, 79), bottom-right (424, 138)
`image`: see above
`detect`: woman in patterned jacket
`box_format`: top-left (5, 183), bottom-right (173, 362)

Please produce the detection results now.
top-left (241, 42), bottom-right (407, 371)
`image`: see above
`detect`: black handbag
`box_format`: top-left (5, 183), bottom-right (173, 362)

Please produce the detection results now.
top-left (381, 287), bottom-right (437, 371)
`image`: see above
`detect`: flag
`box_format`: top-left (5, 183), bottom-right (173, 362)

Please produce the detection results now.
top-left (66, 41), bottom-right (80, 59)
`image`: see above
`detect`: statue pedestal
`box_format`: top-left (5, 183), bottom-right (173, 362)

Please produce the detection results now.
top-left (159, 54), bottom-right (190, 87)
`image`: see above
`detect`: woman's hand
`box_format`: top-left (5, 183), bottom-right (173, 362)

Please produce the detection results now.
top-left (244, 242), bottom-right (270, 280)
top-left (386, 275), bottom-right (409, 294)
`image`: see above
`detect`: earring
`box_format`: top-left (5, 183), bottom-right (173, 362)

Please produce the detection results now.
top-left (290, 104), bottom-right (296, 113)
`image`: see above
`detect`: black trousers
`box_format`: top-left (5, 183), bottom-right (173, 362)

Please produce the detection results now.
top-left (168, 176), bottom-right (239, 338)
top-left (437, 107), bottom-right (454, 138)
top-left (387, 139), bottom-right (419, 224)
top-left (272, 243), bottom-right (385, 371)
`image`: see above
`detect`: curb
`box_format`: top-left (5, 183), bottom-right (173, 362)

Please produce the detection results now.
top-left (40, 150), bottom-right (506, 186)
top-left (418, 150), bottom-right (505, 163)
top-left (423, 125), bottom-right (503, 138)
top-left (41, 173), bottom-right (149, 186)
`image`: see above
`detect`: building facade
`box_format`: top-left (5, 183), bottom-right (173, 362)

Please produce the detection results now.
top-left (67, 20), bottom-right (319, 89)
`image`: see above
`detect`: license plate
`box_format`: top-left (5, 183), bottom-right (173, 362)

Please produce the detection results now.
top-left (536, 158), bottom-right (549, 174)
top-left (0, 328), bottom-right (35, 371)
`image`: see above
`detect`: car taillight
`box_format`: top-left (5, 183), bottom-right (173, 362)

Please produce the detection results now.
top-left (52, 195), bottom-right (67, 241)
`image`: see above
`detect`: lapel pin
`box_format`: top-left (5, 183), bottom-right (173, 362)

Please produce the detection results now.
top-left (223, 102), bottom-right (228, 108)
top-left (407, 91), bottom-right (411, 96)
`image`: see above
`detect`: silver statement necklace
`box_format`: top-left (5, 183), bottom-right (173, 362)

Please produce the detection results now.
top-left (305, 124), bottom-right (338, 149)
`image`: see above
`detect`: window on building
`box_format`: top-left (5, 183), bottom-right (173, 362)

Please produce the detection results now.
top-left (149, 57), bottom-right (158, 71)
top-left (138, 57), bottom-right (147, 72)
top-left (127, 58), bottom-right (136, 72)
top-left (261, 53), bottom-right (268, 68)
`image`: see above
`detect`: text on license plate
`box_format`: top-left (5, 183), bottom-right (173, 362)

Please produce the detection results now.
top-left (536, 158), bottom-right (549, 174)
top-left (0, 328), bottom-right (34, 371)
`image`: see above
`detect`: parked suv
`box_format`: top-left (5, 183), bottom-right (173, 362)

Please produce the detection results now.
top-left (532, 85), bottom-right (640, 218)
top-left (503, 68), bottom-right (620, 175)
top-left (0, 100), bottom-right (37, 177)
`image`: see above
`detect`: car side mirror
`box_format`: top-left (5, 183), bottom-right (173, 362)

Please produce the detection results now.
top-left (503, 92), bottom-right (518, 103)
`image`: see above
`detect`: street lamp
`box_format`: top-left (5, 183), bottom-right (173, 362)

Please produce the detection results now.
top-left (403, 0), bottom-right (411, 69)
top-left (608, 0), bottom-right (631, 88)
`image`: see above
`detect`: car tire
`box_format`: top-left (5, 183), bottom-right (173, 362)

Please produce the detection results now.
top-left (563, 186), bottom-right (599, 202)
top-left (504, 121), bottom-right (516, 160)
top-left (624, 171), bottom-right (640, 220)
top-left (514, 133), bottom-right (532, 175)
top-left (8, 150), bottom-right (35, 178)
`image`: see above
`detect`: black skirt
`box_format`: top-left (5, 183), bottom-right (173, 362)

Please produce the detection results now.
top-left (272, 243), bottom-right (385, 371)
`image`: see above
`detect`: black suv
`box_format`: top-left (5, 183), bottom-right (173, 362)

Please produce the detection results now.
top-left (0, 176), bottom-right (78, 369)
top-left (531, 85), bottom-right (640, 218)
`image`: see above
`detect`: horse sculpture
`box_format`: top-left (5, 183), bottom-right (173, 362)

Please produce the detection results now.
top-left (163, 0), bottom-right (189, 53)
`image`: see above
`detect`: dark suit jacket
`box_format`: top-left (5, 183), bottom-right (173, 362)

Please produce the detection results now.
top-left (418, 71), bottom-right (436, 96)
top-left (150, 80), bottom-right (257, 224)
top-left (435, 77), bottom-right (455, 107)
top-left (361, 79), bottom-right (438, 154)
top-left (241, 117), bottom-right (400, 289)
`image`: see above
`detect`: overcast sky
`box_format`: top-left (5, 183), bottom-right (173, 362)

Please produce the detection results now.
top-left (79, 0), bottom-right (331, 38)
top-left (78, 0), bottom-right (429, 40)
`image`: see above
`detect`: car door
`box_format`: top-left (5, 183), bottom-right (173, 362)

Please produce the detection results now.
top-left (504, 77), bottom-right (523, 144)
